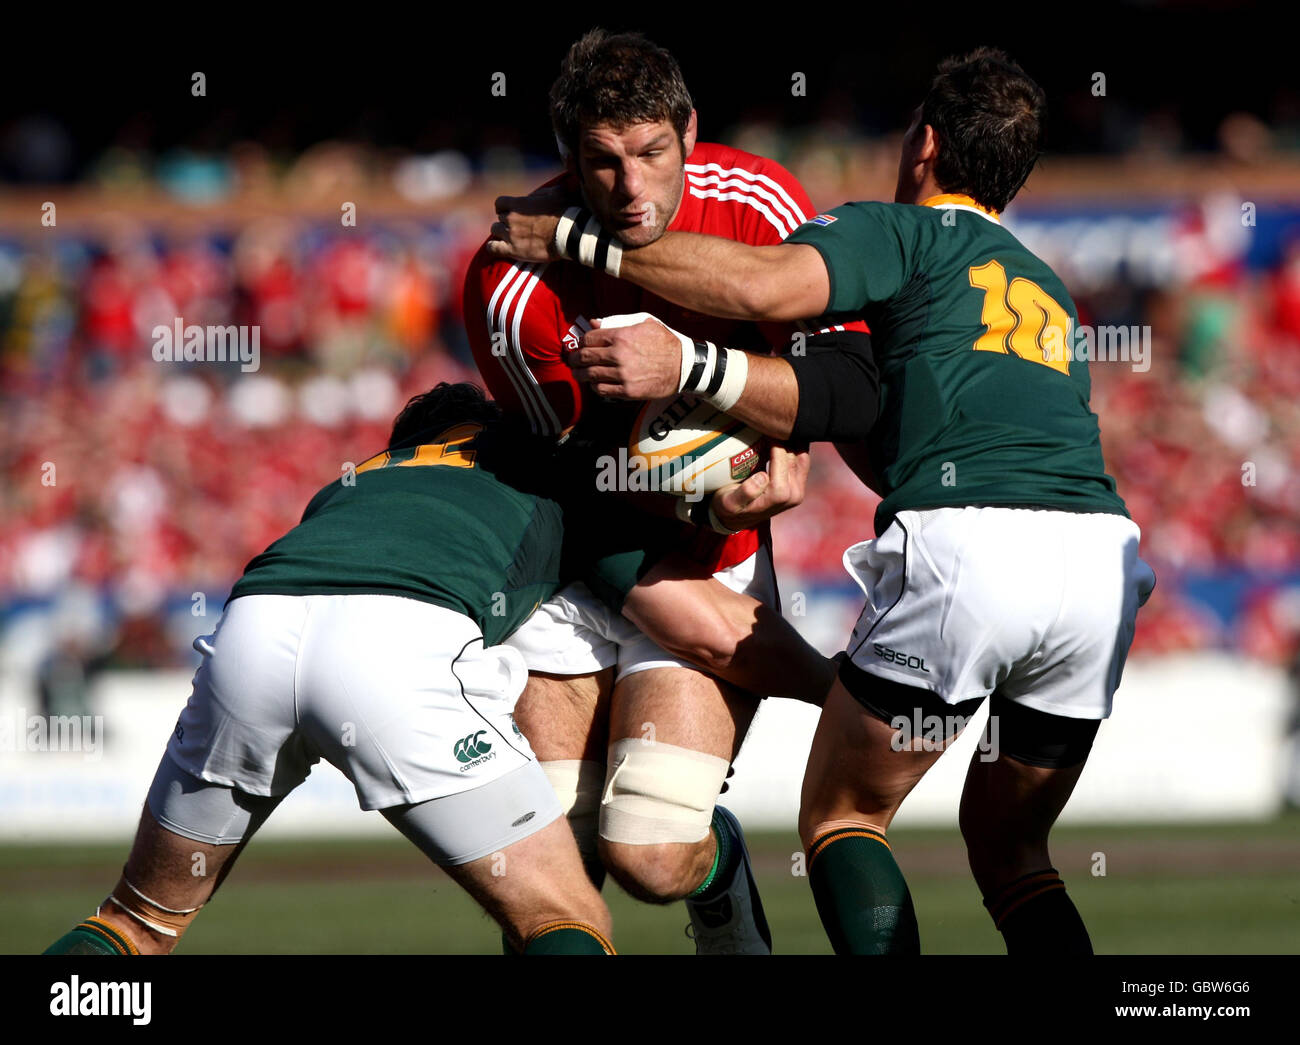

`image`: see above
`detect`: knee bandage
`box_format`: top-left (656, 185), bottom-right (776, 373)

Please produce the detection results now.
top-left (106, 873), bottom-right (202, 938)
top-left (540, 760), bottom-right (605, 860)
top-left (599, 739), bottom-right (731, 845)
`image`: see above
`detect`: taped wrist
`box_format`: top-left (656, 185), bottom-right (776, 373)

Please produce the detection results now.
top-left (555, 207), bottom-right (623, 276)
top-left (673, 491), bottom-right (739, 534)
top-left (679, 339), bottom-right (750, 413)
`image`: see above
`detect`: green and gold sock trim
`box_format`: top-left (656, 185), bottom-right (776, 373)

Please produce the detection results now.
top-left (525, 920), bottom-right (615, 955)
top-left (983, 868), bottom-right (1066, 928)
top-left (78, 916), bottom-right (139, 955)
top-left (807, 825), bottom-right (890, 868)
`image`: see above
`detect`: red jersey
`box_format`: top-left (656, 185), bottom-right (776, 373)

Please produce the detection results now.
top-left (465, 141), bottom-right (834, 572)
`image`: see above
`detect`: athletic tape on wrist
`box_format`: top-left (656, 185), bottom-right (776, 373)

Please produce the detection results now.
top-left (555, 206), bottom-right (622, 276)
top-left (676, 329), bottom-right (698, 392)
top-left (673, 491), bottom-right (733, 533)
top-left (679, 339), bottom-right (749, 413)
top-left (707, 497), bottom-right (742, 535)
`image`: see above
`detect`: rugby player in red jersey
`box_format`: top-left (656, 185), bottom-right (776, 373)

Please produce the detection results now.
top-left (465, 30), bottom-right (863, 952)
top-left (489, 49), bottom-right (1155, 955)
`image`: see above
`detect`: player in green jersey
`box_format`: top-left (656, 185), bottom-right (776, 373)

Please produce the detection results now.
top-left (44, 382), bottom-right (616, 955)
top-left (489, 48), bottom-right (1155, 954)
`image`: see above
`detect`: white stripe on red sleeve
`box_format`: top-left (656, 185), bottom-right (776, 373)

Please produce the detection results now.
top-left (486, 263), bottom-right (553, 434)
top-left (510, 269), bottom-right (561, 434)
top-left (685, 162), bottom-right (809, 234)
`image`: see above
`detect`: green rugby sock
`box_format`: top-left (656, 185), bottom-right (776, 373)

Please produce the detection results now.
top-left (984, 868), bottom-right (1092, 954)
top-left (522, 922), bottom-right (613, 954)
top-left (44, 917), bottom-right (138, 955)
top-left (807, 826), bottom-right (920, 954)
top-left (688, 809), bottom-right (738, 902)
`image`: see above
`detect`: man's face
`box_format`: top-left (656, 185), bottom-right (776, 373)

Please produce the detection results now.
top-left (574, 113), bottom-right (696, 248)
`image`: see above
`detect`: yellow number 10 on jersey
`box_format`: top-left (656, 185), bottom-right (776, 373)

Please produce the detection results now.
top-left (968, 260), bottom-right (1072, 374)
top-left (354, 423), bottom-right (481, 476)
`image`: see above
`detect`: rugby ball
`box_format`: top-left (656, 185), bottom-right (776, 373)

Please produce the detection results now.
top-left (629, 394), bottom-right (765, 496)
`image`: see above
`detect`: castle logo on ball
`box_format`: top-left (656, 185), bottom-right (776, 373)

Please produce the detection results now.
top-left (730, 446), bottom-right (759, 481)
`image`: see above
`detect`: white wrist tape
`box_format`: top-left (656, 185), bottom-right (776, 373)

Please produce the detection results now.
top-left (555, 206), bottom-right (623, 276)
top-left (675, 491), bottom-right (737, 533)
top-left (679, 339), bottom-right (750, 413)
top-left (707, 498), bottom-right (742, 535)
top-left (596, 311), bottom-right (663, 331)
top-left (597, 311), bottom-right (695, 388)
top-left (676, 329), bottom-right (695, 391)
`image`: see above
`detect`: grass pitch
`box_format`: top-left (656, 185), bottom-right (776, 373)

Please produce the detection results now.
top-left (4, 814), bottom-right (1297, 954)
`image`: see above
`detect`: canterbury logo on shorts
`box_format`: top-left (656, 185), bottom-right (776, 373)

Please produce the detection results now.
top-left (454, 730), bottom-right (493, 765)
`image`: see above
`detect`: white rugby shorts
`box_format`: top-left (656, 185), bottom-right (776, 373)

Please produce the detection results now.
top-left (505, 547), bottom-right (776, 682)
top-left (166, 593), bottom-right (555, 811)
top-left (841, 507), bottom-right (1155, 719)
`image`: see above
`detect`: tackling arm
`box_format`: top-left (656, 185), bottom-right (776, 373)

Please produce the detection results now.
top-left (619, 236), bottom-right (830, 322)
top-left (621, 551), bottom-right (836, 706)
top-left (572, 320), bottom-right (879, 444)
top-left (489, 199), bottom-right (831, 322)
top-left (673, 326), bottom-right (880, 443)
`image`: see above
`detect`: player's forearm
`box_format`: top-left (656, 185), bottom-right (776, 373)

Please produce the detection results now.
top-left (617, 232), bottom-right (785, 320)
top-left (622, 557), bottom-right (836, 704)
top-left (725, 600), bottom-right (836, 705)
top-left (716, 353), bottom-right (798, 440)
top-left (495, 201), bottom-right (830, 319)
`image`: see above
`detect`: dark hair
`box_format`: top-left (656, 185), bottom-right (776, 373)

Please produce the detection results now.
top-left (549, 29), bottom-right (693, 159)
top-left (389, 382), bottom-right (500, 449)
top-left (920, 47), bottom-right (1046, 213)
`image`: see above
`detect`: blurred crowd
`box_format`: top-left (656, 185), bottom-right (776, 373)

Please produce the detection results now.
top-left (0, 213), bottom-right (489, 681)
top-left (2, 187), bottom-right (1299, 678)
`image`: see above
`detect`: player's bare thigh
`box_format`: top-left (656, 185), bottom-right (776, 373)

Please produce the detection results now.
top-left (608, 664), bottom-right (755, 762)
top-left (798, 678), bottom-right (953, 847)
top-left (512, 668), bottom-right (612, 763)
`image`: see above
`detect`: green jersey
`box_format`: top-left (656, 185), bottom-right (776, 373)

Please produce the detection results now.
top-left (787, 195), bottom-right (1128, 532)
top-left (229, 422), bottom-right (565, 646)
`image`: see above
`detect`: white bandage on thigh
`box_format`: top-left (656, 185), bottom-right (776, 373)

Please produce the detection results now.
top-left (599, 739), bottom-right (731, 845)
top-left (540, 759), bottom-right (605, 859)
